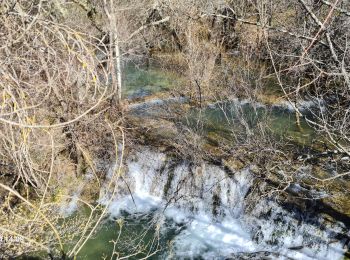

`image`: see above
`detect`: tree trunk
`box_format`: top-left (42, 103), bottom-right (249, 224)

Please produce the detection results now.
top-left (105, 0), bottom-right (122, 104)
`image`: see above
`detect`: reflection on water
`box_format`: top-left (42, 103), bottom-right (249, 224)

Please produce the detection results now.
top-left (123, 62), bottom-right (184, 99)
top-left (183, 101), bottom-right (317, 146)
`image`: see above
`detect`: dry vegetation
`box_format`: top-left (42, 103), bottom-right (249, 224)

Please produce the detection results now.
top-left (0, 0), bottom-right (349, 258)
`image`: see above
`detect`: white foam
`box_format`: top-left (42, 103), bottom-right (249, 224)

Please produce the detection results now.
top-left (108, 193), bottom-right (161, 216)
top-left (172, 215), bottom-right (256, 258)
top-left (59, 186), bottom-right (83, 217)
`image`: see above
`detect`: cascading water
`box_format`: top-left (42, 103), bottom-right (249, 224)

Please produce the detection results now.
top-left (92, 147), bottom-right (349, 259)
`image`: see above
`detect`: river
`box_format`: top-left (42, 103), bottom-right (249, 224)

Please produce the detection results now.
top-left (21, 62), bottom-right (349, 260)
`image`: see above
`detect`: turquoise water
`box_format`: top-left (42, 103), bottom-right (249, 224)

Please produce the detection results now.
top-left (123, 62), bottom-right (184, 99)
top-left (123, 62), bottom-right (316, 146)
top-left (77, 213), bottom-right (177, 260)
top-left (183, 101), bottom-right (316, 147)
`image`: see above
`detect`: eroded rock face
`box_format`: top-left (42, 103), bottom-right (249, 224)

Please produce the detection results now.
top-left (223, 158), bottom-right (245, 171)
top-left (127, 116), bottom-right (179, 146)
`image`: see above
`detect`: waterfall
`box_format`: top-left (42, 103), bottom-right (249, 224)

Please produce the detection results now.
top-left (96, 147), bottom-right (348, 259)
